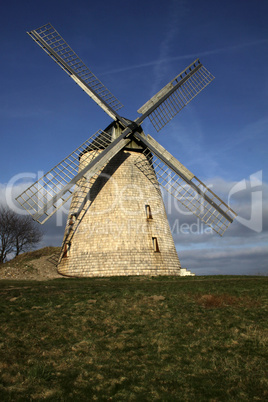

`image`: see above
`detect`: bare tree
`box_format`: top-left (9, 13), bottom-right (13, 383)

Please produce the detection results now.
top-left (0, 206), bottom-right (43, 263)
top-left (0, 207), bottom-right (16, 263)
top-left (13, 215), bottom-right (43, 257)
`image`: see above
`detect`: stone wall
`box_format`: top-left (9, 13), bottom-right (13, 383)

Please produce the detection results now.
top-left (57, 148), bottom-right (181, 277)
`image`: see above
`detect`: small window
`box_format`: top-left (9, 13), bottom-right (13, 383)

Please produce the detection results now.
top-left (152, 237), bottom-right (160, 252)
top-left (69, 214), bottom-right (76, 226)
top-left (145, 205), bottom-right (153, 219)
top-left (62, 242), bottom-right (71, 258)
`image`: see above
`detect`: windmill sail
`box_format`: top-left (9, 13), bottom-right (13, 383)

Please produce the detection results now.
top-left (27, 23), bottom-right (124, 121)
top-left (16, 130), bottom-right (130, 224)
top-left (137, 59), bottom-right (214, 132)
top-left (134, 134), bottom-right (236, 236)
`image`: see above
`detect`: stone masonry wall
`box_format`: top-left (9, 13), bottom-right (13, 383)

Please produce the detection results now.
top-left (57, 149), bottom-right (181, 277)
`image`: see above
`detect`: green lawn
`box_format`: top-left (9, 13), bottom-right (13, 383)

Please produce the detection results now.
top-left (0, 276), bottom-right (267, 401)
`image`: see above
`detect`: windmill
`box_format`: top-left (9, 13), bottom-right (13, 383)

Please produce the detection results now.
top-left (16, 23), bottom-right (236, 277)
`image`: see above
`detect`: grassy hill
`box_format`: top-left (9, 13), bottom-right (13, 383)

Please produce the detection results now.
top-left (0, 247), bottom-right (61, 280)
top-left (0, 275), bottom-right (267, 400)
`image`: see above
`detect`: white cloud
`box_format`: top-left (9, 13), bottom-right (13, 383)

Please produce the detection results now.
top-left (164, 174), bottom-right (268, 275)
top-left (0, 180), bottom-right (67, 250)
top-left (179, 245), bottom-right (267, 276)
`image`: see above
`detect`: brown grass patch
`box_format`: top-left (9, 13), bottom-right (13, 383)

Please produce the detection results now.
top-left (196, 293), bottom-right (260, 309)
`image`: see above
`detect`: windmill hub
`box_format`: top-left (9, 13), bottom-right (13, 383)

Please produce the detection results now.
top-left (125, 120), bottom-right (141, 133)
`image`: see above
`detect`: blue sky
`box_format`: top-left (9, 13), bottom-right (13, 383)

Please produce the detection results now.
top-left (0, 0), bottom-right (267, 275)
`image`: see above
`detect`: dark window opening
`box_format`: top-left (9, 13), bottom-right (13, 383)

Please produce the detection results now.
top-left (145, 204), bottom-right (153, 219)
top-left (152, 237), bottom-right (160, 252)
top-left (63, 242), bottom-right (71, 258)
top-left (69, 214), bottom-right (76, 226)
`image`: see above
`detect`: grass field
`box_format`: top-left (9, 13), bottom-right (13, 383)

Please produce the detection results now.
top-left (0, 276), bottom-right (267, 401)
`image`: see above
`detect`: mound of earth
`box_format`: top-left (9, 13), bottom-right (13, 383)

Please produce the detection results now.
top-left (0, 247), bottom-right (63, 280)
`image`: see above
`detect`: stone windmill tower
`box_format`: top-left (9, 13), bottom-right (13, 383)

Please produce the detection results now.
top-left (17, 24), bottom-right (236, 277)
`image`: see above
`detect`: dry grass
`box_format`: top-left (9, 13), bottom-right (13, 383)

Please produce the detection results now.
top-left (0, 275), bottom-right (267, 401)
top-left (6, 247), bottom-right (60, 264)
top-left (0, 247), bottom-right (61, 281)
top-left (196, 293), bottom-right (261, 309)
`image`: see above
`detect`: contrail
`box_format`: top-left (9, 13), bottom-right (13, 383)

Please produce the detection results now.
top-left (100, 39), bottom-right (268, 76)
